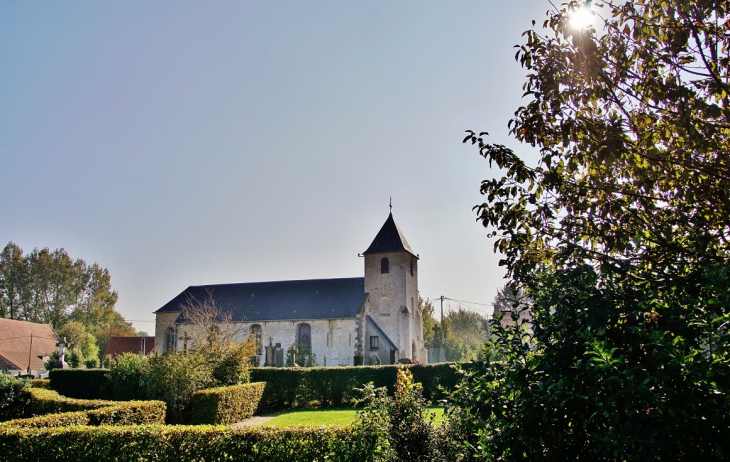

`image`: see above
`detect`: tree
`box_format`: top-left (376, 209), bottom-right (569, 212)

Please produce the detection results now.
top-left (442, 308), bottom-right (489, 362)
top-left (0, 243), bottom-right (27, 320)
top-left (56, 321), bottom-right (100, 368)
top-left (418, 297), bottom-right (438, 346)
top-left (454, 1), bottom-right (730, 459)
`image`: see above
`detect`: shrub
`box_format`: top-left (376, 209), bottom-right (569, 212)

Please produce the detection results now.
top-left (142, 352), bottom-right (214, 423)
top-left (28, 388), bottom-right (116, 416)
top-left (0, 425), bottom-right (362, 462)
top-left (0, 375), bottom-right (30, 422)
top-left (106, 353), bottom-right (147, 401)
top-left (190, 382), bottom-right (265, 424)
top-left (30, 379), bottom-right (50, 390)
top-left (212, 344), bottom-right (252, 386)
top-left (348, 366), bottom-right (473, 462)
top-left (48, 369), bottom-right (109, 399)
top-left (1, 400), bottom-right (166, 429)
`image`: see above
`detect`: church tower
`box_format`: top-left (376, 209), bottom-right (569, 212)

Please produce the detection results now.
top-left (362, 212), bottom-right (425, 363)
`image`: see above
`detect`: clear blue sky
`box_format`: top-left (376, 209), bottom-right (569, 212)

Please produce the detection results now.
top-left (0, 1), bottom-right (550, 331)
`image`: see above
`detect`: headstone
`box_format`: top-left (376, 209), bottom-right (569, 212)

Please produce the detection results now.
top-left (274, 348), bottom-right (284, 368)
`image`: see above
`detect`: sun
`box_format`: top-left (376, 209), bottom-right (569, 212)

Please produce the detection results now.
top-left (569, 7), bottom-right (593, 30)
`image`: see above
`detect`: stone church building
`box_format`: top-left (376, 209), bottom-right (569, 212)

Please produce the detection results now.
top-left (154, 212), bottom-right (428, 366)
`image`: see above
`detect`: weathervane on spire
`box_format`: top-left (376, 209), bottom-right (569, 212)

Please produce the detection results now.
top-left (389, 197), bottom-right (392, 212)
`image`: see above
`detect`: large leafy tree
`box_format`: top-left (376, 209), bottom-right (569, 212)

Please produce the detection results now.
top-left (454, 1), bottom-right (730, 460)
top-left (0, 242), bottom-right (132, 361)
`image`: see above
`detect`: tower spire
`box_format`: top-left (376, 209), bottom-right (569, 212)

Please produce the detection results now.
top-left (389, 197), bottom-right (392, 213)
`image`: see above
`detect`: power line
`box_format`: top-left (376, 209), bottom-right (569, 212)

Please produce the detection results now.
top-left (443, 297), bottom-right (491, 306)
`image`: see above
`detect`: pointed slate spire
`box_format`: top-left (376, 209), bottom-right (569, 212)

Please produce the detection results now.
top-left (363, 212), bottom-right (417, 257)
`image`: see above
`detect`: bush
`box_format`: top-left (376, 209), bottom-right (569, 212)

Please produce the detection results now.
top-left (106, 353), bottom-right (147, 401)
top-left (142, 352), bottom-right (214, 423)
top-left (349, 366), bottom-right (474, 462)
top-left (1, 400), bottom-right (166, 429)
top-left (0, 375), bottom-right (30, 422)
top-left (30, 379), bottom-right (50, 390)
top-left (48, 369), bottom-right (109, 399)
top-left (27, 388), bottom-right (116, 416)
top-left (190, 382), bottom-right (265, 424)
top-left (0, 425), bottom-right (363, 462)
top-left (212, 344), bottom-right (253, 386)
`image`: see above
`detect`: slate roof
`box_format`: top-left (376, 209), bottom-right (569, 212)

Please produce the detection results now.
top-left (0, 318), bottom-right (58, 371)
top-left (155, 277), bottom-right (366, 322)
top-left (363, 212), bottom-right (417, 257)
top-left (103, 336), bottom-right (155, 360)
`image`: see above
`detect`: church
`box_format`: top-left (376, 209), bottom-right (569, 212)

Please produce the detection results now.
top-left (153, 211), bottom-right (428, 366)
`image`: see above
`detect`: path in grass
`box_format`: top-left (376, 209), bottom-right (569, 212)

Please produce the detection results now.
top-left (240, 407), bottom-right (444, 428)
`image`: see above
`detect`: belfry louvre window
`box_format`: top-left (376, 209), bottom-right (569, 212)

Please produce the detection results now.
top-left (381, 258), bottom-right (389, 274)
top-left (370, 335), bottom-right (379, 350)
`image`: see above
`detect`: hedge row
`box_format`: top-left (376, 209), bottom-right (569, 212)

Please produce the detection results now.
top-left (0, 425), bottom-right (363, 462)
top-left (190, 382), bottom-right (265, 425)
top-left (48, 369), bottom-right (108, 399)
top-left (45, 363), bottom-right (460, 409)
top-left (28, 388), bottom-right (117, 416)
top-left (31, 379), bottom-right (51, 390)
top-left (250, 363), bottom-right (459, 409)
top-left (1, 400), bottom-right (166, 429)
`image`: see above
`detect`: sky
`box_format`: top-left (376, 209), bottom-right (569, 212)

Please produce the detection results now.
top-left (0, 1), bottom-right (553, 333)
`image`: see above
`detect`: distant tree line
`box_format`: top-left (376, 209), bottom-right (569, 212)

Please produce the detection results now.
top-left (419, 298), bottom-right (491, 363)
top-left (0, 242), bottom-right (138, 365)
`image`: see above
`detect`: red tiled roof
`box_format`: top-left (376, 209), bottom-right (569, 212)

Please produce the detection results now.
top-left (0, 318), bottom-right (59, 371)
top-left (103, 336), bottom-right (155, 359)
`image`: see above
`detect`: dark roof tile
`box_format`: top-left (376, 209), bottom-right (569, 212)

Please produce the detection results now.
top-left (155, 277), bottom-right (365, 322)
top-left (363, 213), bottom-right (416, 257)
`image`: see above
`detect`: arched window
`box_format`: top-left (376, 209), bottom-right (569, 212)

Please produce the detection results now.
top-left (297, 323), bottom-right (311, 350)
top-left (250, 324), bottom-right (263, 355)
top-left (164, 327), bottom-right (176, 353)
top-left (381, 257), bottom-right (389, 274)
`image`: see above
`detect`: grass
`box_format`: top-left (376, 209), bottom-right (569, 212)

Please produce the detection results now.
top-left (260, 406), bottom-right (445, 427)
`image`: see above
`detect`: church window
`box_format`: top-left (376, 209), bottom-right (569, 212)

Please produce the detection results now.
top-left (164, 327), bottom-right (176, 353)
top-left (250, 324), bottom-right (263, 355)
top-left (297, 323), bottom-right (311, 350)
top-left (370, 336), bottom-right (379, 350)
top-left (381, 258), bottom-right (389, 274)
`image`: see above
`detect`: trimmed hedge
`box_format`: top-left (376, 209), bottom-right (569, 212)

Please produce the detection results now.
top-left (251, 363), bottom-right (458, 409)
top-left (28, 388), bottom-right (117, 416)
top-left (190, 382), bottom-right (265, 424)
top-left (49, 369), bottom-right (109, 399)
top-left (1, 401), bottom-right (166, 429)
top-left (31, 379), bottom-right (51, 390)
top-left (42, 363), bottom-right (460, 410)
top-left (0, 425), bottom-right (363, 462)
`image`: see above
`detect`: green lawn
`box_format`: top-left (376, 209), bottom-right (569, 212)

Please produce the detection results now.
top-left (260, 406), bottom-right (445, 427)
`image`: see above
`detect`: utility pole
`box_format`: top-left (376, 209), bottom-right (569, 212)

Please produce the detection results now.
top-left (27, 333), bottom-right (33, 374)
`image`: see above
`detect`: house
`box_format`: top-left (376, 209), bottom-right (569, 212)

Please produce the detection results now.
top-left (0, 318), bottom-right (59, 375)
top-left (154, 212), bottom-right (428, 366)
top-left (103, 336), bottom-right (155, 360)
